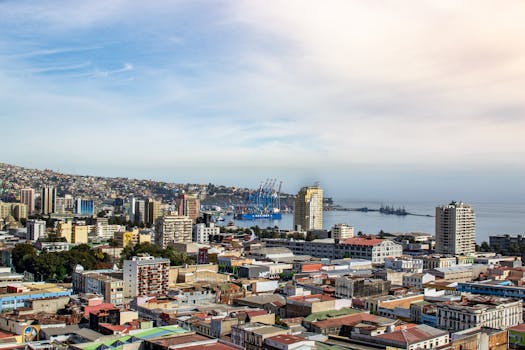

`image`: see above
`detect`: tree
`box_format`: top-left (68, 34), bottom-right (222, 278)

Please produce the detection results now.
top-left (12, 243), bottom-right (38, 273)
top-left (480, 241), bottom-right (491, 252)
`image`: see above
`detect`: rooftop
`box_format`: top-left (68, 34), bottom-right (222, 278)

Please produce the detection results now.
top-left (341, 237), bottom-right (383, 246)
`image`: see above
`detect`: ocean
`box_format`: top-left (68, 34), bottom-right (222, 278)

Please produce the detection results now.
top-left (220, 200), bottom-right (525, 243)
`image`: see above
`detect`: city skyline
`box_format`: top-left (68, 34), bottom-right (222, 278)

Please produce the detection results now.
top-left (1, 1), bottom-right (524, 202)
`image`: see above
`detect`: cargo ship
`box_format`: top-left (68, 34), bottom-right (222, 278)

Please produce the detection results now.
top-left (234, 212), bottom-right (282, 220)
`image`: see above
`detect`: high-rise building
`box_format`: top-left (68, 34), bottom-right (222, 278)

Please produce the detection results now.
top-left (20, 188), bottom-right (35, 215)
top-left (145, 198), bottom-right (161, 226)
top-left (123, 254), bottom-right (170, 298)
top-left (75, 199), bottom-right (95, 216)
top-left (64, 194), bottom-right (75, 212)
top-left (41, 186), bottom-right (57, 215)
top-left (128, 197), bottom-right (136, 222)
top-left (176, 194), bottom-right (200, 222)
top-left (332, 223), bottom-right (354, 241)
top-left (294, 185), bottom-right (323, 231)
top-left (27, 219), bottom-right (46, 241)
top-left (435, 201), bottom-right (475, 256)
top-left (155, 213), bottom-right (193, 248)
top-left (134, 200), bottom-right (146, 224)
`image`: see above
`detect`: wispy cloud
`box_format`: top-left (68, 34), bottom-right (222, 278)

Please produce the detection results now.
top-left (5, 46), bottom-right (103, 59)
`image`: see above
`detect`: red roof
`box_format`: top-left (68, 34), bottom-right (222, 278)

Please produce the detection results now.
top-left (341, 237), bottom-right (383, 246)
top-left (510, 323), bottom-right (525, 332)
top-left (312, 312), bottom-right (375, 329)
top-left (287, 294), bottom-right (334, 303)
top-left (266, 334), bottom-right (306, 345)
top-left (183, 343), bottom-right (239, 350)
top-left (83, 303), bottom-right (116, 317)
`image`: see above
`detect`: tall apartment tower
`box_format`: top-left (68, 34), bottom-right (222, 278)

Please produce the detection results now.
top-left (176, 194), bottom-right (200, 222)
top-left (20, 188), bottom-right (35, 215)
top-left (145, 198), bottom-right (161, 226)
top-left (41, 186), bottom-right (57, 215)
top-left (294, 185), bottom-right (323, 231)
top-left (155, 213), bottom-right (193, 248)
top-left (123, 254), bottom-right (170, 298)
top-left (27, 219), bottom-right (46, 241)
top-left (435, 201), bottom-right (475, 256)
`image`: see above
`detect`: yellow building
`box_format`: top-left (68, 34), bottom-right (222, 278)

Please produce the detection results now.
top-left (114, 229), bottom-right (151, 247)
top-left (294, 185), bottom-right (323, 231)
top-left (72, 225), bottom-right (89, 244)
top-left (0, 202), bottom-right (28, 221)
top-left (57, 221), bottom-right (72, 243)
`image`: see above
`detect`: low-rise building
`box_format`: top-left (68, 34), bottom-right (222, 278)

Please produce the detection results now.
top-left (429, 264), bottom-right (473, 283)
top-left (335, 277), bottom-right (390, 298)
top-left (436, 295), bottom-right (522, 332)
top-left (231, 323), bottom-right (288, 350)
top-left (402, 273), bottom-right (435, 290)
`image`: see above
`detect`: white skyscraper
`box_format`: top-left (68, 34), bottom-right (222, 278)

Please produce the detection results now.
top-left (435, 201), bottom-right (475, 256)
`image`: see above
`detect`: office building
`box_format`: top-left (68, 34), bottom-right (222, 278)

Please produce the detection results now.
top-left (72, 224), bottom-right (89, 244)
top-left (176, 194), bottom-right (200, 222)
top-left (294, 185), bottom-right (323, 231)
top-left (134, 199), bottom-right (146, 224)
top-left (155, 213), bottom-right (193, 248)
top-left (123, 255), bottom-right (170, 298)
top-left (332, 223), bottom-right (354, 240)
top-left (20, 188), bottom-right (35, 215)
top-left (41, 186), bottom-right (57, 215)
top-left (435, 201), bottom-right (475, 255)
top-left (144, 198), bottom-right (161, 226)
top-left (75, 199), bottom-right (95, 216)
top-left (27, 219), bottom-right (46, 241)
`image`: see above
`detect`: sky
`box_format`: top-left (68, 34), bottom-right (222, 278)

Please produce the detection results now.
top-left (0, 1), bottom-right (524, 202)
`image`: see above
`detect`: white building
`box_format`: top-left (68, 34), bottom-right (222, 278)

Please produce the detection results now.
top-left (123, 254), bottom-right (170, 298)
top-left (332, 223), bottom-right (354, 240)
top-left (155, 213), bottom-right (193, 247)
top-left (193, 223), bottom-right (219, 244)
top-left (402, 273), bottom-right (435, 289)
top-left (340, 237), bottom-right (403, 264)
top-left (26, 219), bottom-right (46, 241)
top-left (435, 201), bottom-right (475, 255)
top-left (436, 296), bottom-right (522, 332)
top-left (384, 256), bottom-right (423, 272)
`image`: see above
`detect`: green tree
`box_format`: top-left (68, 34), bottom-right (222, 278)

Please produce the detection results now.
top-left (12, 243), bottom-right (38, 273)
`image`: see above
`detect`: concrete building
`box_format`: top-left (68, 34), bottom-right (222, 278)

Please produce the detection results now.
top-left (293, 185), bottom-right (323, 231)
top-left (193, 223), bottom-right (219, 244)
top-left (72, 266), bottom-right (124, 305)
top-left (177, 194), bottom-right (200, 222)
top-left (123, 254), bottom-right (170, 298)
top-left (402, 273), bottom-right (435, 289)
top-left (436, 296), bottom-right (522, 332)
top-left (335, 277), bottom-right (390, 298)
top-left (27, 219), bottom-right (46, 241)
top-left (20, 188), bottom-right (35, 215)
top-left (331, 224), bottom-right (354, 240)
top-left (72, 225), bottom-right (89, 244)
top-left (340, 237), bottom-right (403, 264)
top-left (231, 323), bottom-right (288, 350)
top-left (57, 221), bottom-right (72, 243)
top-left (384, 256), bottom-right (423, 273)
top-left (41, 186), bottom-right (57, 215)
top-left (435, 201), bottom-right (475, 255)
top-left (155, 213), bottom-right (193, 247)
top-left (429, 264), bottom-right (473, 283)
top-left (420, 255), bottom-right (457, 270)
top-left (134, 199), bottom-right (146, 224)
top-left (145, 198), bottom-right (162, 226)
top-left (114, 229), bottom-right (151, 247)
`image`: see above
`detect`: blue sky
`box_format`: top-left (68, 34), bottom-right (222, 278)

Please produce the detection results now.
top-left (1, 1), bottom-right (524, 202)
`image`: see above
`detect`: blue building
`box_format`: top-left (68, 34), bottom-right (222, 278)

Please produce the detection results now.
top-left (457, 280), bottom-right (525, 300)
top-left (75, 199), bottom-right (95, 216)
top-left (0, 284), bottom-right (73, 312)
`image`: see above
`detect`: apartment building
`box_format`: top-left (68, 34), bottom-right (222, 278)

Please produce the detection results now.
top-left (123, 254), bottom-right (170, 298)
